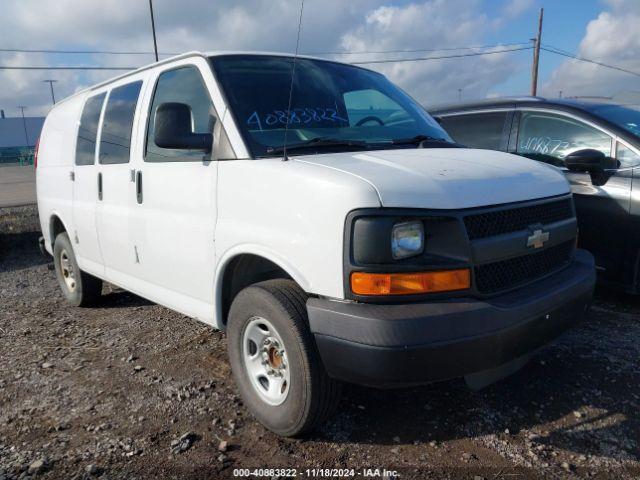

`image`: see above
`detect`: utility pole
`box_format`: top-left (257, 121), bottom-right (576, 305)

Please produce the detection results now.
top-left (18, 106), bottom-right (30, 147)
top-left (43, 79), bottom-right (57, 105)
top-left (148, 0), bottom-right (159, 62)
top-left (531, 7), bottom-right (544, 96)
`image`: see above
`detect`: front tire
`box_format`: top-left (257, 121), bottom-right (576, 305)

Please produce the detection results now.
top-left (227, 279), bottom-right (341, 437)
top-left (53, 232), bottom-right (102, 307)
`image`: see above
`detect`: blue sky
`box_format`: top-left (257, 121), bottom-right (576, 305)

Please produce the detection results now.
top-left (0, 0), bottom-right (638, 116)
top-left (483, 0), bottom-right (605, 97)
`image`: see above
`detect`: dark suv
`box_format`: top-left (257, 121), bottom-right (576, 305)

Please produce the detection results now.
top-left (430, 97), bottom-right (640, 293)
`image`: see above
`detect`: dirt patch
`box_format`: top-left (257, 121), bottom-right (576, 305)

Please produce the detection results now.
top-left (0, 211), bottom-right (639, 479)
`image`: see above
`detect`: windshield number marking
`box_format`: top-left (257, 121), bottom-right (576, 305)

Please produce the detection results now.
top-left (246, 107), bottom-right (348, 130)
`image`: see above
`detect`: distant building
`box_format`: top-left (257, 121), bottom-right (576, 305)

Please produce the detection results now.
top-left (0, 113), bottom-right (45, 164)
top-left (0, 114), bottom-right (45, 148)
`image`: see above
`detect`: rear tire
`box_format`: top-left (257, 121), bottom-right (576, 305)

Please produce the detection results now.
top-left (53, 232), bottom-right (102, 307)
top-left (227, 279), bottom-right (341, 437)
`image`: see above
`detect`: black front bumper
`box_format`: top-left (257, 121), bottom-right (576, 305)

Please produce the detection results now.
top-left (307, 249), bottom-right (595, 387)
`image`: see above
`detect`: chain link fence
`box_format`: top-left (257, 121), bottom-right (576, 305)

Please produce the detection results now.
top-left (0, 147), bottom-right (35, 166)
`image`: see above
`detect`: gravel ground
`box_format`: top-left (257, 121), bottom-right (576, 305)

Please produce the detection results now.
top-left (1, 206), bottom-right (639, 479)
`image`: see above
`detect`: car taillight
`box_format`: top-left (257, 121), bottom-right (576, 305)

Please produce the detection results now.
top-left (34, 137), bottom-right (40, 169)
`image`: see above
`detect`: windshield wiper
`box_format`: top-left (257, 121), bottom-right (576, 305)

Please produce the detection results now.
top-left (266, 137), bottom-right (369, 157)
top-left (390, 134), bottom-right (464, 148)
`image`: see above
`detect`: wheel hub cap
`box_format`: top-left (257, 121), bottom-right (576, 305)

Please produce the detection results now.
top-left (242, 317), bottom-right (290, 405)
top-left (60, 249), bottom-right (76, 292)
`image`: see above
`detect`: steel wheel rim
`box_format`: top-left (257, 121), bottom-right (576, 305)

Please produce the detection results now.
top-left (242, 316), bottom-right (291, 406)
top-left (59, 249), bottom-right (76, 292)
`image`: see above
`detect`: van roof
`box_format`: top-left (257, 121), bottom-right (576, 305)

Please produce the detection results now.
top-left (54, 51), bottom-right (359, 108)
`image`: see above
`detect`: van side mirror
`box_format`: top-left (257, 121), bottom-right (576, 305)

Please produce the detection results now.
top-left (564, 149), bottom-right (606, 173)
top-left (154, 102), bottom-right (213, 152)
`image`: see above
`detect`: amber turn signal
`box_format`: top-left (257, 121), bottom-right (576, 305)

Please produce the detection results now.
top-left (351, 269), bottom-right (471, 296)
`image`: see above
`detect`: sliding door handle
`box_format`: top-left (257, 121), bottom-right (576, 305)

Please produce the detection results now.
top-left (136, 170), bottom-right (143, 204)
top-left (97, 172), bottom-right (103, 201)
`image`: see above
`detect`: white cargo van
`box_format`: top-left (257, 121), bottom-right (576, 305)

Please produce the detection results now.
top-left (36, 52), bottom-right (595, 436)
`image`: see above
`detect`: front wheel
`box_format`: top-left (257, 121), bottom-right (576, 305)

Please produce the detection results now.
top-left (227, 279), bottom-right (341, 436)
top-left (53, 232), bottom-right (102, 307)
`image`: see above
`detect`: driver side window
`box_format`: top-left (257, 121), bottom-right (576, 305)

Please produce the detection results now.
top-left (517, 111), bottom-right (612, 167)
top-left (343, 89), bottom-right (406, 127)
top-left (145, 66), bottom-right (215, 162)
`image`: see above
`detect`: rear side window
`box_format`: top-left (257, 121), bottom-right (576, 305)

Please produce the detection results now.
top-left (439, 112), bottom-right (508, 150)
top-left (99, 81), bottom-right (143, 165)
top-left (145, 66), bottom-right (215, 162)
top-left (75, 93), bottom-right (106, 166)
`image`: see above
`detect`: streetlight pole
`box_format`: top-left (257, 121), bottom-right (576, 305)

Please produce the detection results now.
top-left (148, 0), bottom-right (159, 62)
top-left (18, 106), bottom-right (30, 147)
top-left (43, 79), bottom-right (57, 105)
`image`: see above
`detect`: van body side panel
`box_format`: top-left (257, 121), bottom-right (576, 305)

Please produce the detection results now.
top-left (36, 96), bottom-right (84, 254)
top-left (214, 159), bottom-right (381, 328)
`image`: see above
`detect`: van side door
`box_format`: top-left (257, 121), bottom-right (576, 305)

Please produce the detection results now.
top-left (72, 92), bottom-right (106, 275)
top-left (128, 61), bottom-right (221, 321)
top-left (95, 80), bottom-right (144, 281)
top-left (514, 109), bottom-right (631, 281)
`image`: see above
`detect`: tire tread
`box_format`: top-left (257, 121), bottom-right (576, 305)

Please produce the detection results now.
top-left (233, 279), bottom-right (341, 436)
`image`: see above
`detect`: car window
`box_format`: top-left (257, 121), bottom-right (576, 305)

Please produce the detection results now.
top-left (438, 112), bottom-right (508, 150)
top-left (517, 111), bottom-right (612, 168)
top-left (145, 66), bottom-right (215, 162)
top-left (616, 142), bottom-right (640, 168)
top-left (75, 93), bottom-right (106, 166)
top-left (99, 81), bottom-right (143, 165)
top-left (343, 89), bottom-right (408, 127)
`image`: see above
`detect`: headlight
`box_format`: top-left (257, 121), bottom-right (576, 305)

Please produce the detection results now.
top-left (391, 221), bottom-right (424, 259)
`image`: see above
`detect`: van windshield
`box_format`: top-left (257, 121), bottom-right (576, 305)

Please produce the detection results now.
top-left (210, 54), bottom-right (453, 158)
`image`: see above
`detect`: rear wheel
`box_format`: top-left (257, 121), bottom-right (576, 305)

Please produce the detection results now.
top-left (227, 279), bottom-right (341, 436)
top-left (53, 232), bottom-right (102, 307)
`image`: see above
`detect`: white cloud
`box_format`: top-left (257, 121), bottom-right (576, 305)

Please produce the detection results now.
top-left (542, 0), bottom-right (640, 99)
top-left (340, 1), bottom-right (520, 106)
top-left (503, 0), bottom-right (534, 19)
top-left (0, 0), bottom-right (527, 116)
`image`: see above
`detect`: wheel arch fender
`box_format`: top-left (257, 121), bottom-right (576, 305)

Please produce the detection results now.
top-left (213, 244), bottom-right (312, 330)
top-left (48, 210), bottom-right (72, 251)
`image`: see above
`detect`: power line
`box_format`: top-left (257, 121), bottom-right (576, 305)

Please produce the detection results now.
top-left (541, 45), bottom-right (640, 77)
top-left (0, 45), bottom-right (534, 71)
top-left (351, 46), bottom-right (533, 65)
top-left (0, 47), bottom-right (177, 55)
top-left (308, 42), bottom-right (531, 56)
top-left (0, 65), bottom-right (136, 70)
top-left (0, 41), bottom-right (532, 58)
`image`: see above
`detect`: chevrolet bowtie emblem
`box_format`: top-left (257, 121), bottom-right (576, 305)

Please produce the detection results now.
top-left (527, 229), bottom-right (550, 249)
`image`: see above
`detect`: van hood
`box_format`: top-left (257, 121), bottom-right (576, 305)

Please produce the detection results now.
top-left (293, 148), bottom-right (569, 210)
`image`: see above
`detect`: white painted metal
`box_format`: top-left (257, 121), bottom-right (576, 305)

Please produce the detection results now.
top-left (92, 73), bottom-right (149, 283)
top-left (36, 51), bottom-right (572, 332)
top-left (126, 57), bottom-right (221, 322)
top-left (72, 91), bottom-right (105, 276)
top-left (36, 94), bottom-right (82, 254)
top-left (293, 148), bottom-right (569, 209)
